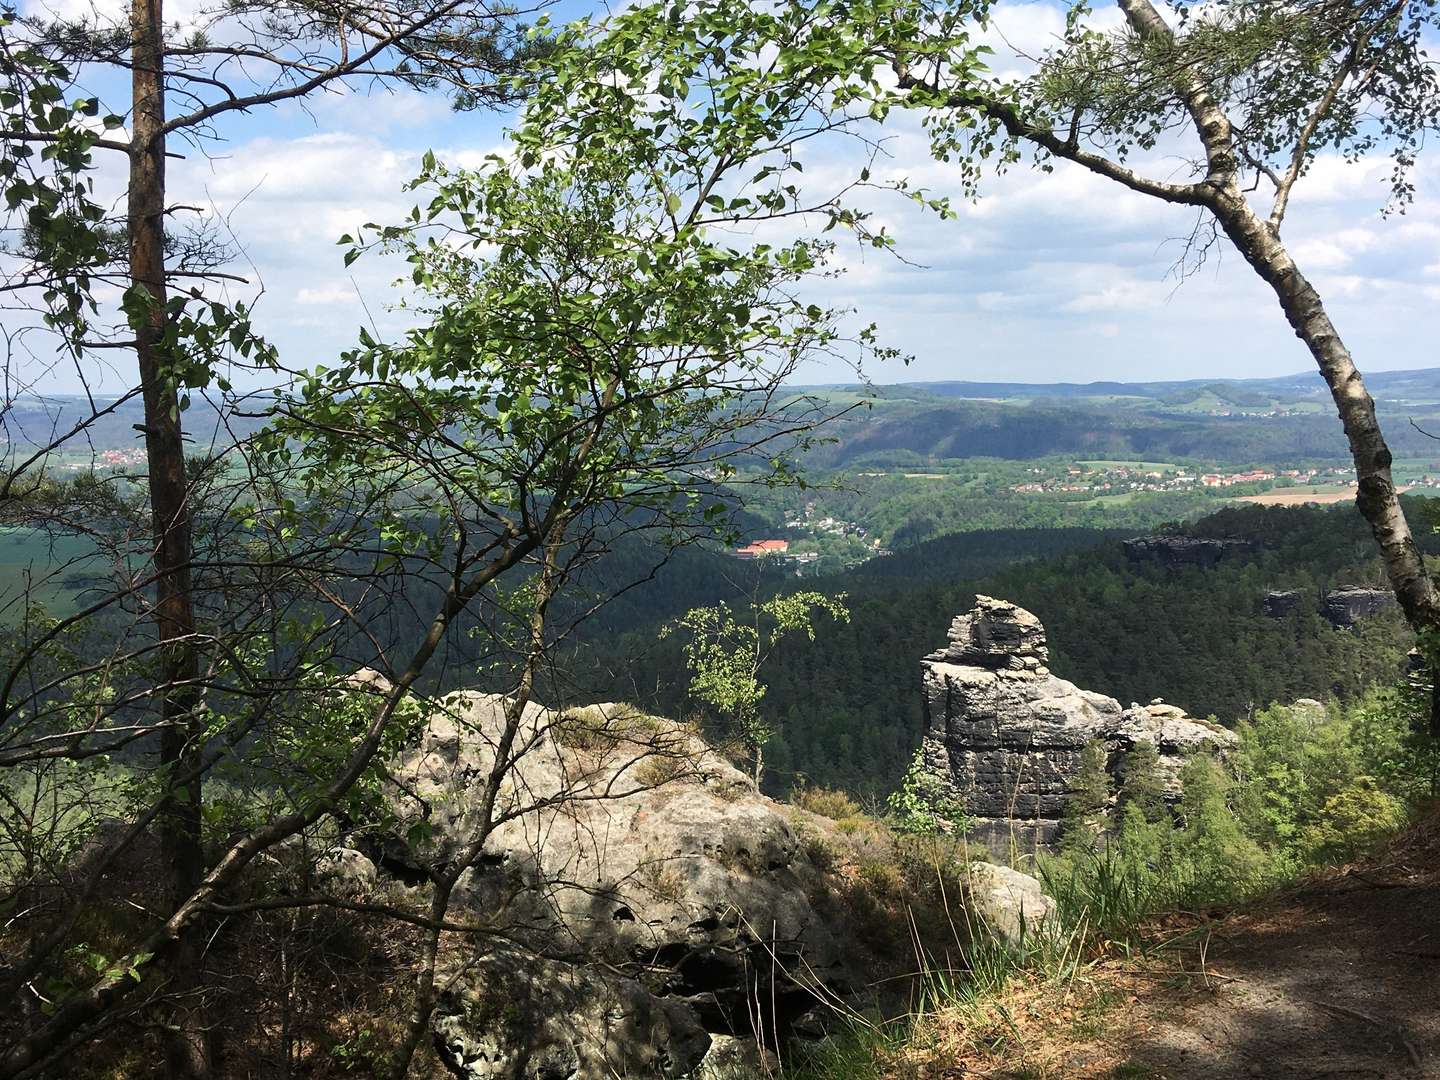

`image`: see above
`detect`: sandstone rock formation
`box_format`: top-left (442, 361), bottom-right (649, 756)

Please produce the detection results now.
top-left (921, 596), bottom-right (1236, 852)
top-left (364, 693), bottom-right (886, 1079)
top-left (1123, 535), bottom-right (1254, 569)
top-left (1322, 586), bottom-right (1398, 628)
top-left (1262, 589), bottom-right (1306, 617)
top-left (1261, 586), bottom-right (1399, 627)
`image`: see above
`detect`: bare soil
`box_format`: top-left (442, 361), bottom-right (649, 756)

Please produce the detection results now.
top-left (886, 816), bottom-right (1440, 1079)
top-left (1117, 818), bottom-right (1440, 1079)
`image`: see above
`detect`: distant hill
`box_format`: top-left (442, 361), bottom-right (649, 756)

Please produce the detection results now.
top-left (14, 367), bottom-right (1440, 466)
top-left (785, 367), bottom-right (1440, 466)
top-left (793, 366), bottom-right (1440, 407)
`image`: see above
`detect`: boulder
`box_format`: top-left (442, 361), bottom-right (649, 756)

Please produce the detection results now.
top-left (376, 694), bottom-right (882, 1079)
top-left (920, 597), bottom-right (1236, 852)
top-left (315, 847), bottom-right (378, 894)
top-left (963, 861), bottom-right (1055, 946)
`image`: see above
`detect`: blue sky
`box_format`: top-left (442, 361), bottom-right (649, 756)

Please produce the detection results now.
top-left (22, 0), bottom-right (1440, 392)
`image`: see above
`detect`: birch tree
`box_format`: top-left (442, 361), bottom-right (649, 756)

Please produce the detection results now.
top-left (858, 0), bottom-right (1440, 695)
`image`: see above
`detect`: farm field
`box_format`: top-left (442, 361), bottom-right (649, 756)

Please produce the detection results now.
top-left (0, 528), bottom-right (103, 619)
top-left (1238, 484), bottom-right (1379, 505)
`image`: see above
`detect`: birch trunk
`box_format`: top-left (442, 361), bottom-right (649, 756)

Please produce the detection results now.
top-left (1209, 189), bottom-right (1440, 641)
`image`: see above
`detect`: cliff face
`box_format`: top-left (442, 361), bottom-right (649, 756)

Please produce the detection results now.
top-left (921, 596), bottom-right (1236, 852)
top-left (1123, 535), bottom-right (1254, 569)
top-left (1322, 586), bottom-right (1398, 628)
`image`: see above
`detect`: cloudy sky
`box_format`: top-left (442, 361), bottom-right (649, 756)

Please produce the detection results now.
top-left (20, 0), bottom-right (1440, 392)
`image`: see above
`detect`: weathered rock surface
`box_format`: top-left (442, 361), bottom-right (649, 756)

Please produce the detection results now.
top-left (1322, 586), bottom-right (1398, 628)
top-left (922, 596), bottom-right (1236, 852)
top-left (1123, 535), bottom-right (1254, 569)
top-left (372, 694), bottom-right (882, 1079)
top-left (1262, 589), bottom-right (1306, 617)
top-left (964, 861), bottom-right (1055, 945)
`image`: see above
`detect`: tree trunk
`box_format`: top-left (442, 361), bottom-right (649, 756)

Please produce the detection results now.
top-left (1210, 187), bottom-right (1440, 647)
top-left (1108, 0), bottom-right (1440, 708)
top-left (129, 0), bottom-right (209, 1073)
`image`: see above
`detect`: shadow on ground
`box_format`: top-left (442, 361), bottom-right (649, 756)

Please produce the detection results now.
top-left (1121, 820), bottom-right (1440, 1079)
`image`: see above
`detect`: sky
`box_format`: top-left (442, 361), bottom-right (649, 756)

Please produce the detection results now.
top-left (16, 0), bottom-right (1440, 392)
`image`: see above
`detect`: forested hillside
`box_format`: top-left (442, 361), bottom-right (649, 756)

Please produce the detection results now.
top-left (576, 502), bottom-right (1427, 798)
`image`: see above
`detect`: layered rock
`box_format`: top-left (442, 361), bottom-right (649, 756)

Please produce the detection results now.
top-left (1262, 589), bottom-right (1306, 617)
top-left (1322, 586), bottom-right (1398, 628)
top-left (1123, 535), bottom-right (1254, 569)
top-left (364, 693), bottom-right (886, 1079)
top-left (921, 596), bottom-right (1235, 852)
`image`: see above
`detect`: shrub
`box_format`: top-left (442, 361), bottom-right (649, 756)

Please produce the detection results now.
top-left (886, 749), bottom-right (969, 836)
top-left (792, 784), bottom-right (861, 820)
top-left (1299, 777), bottom-right (1406, 863)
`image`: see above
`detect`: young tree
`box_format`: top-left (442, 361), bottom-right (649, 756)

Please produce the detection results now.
top-left (0, 0), bottom-right (897, 1068)
top-left (667, 592), bottom-right (850, 789)
top-left (1118, 740), bottom-right (1168, 824)
top-left (1061, 739), bottom-right (1112, 848)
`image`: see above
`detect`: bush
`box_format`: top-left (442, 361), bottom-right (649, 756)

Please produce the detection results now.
top-left (1044, 687), bottom-right (1430, 946)
top-left (792, 784), bottom-right (862, 820)
top-left (886, 749), bottom-right (969, 836)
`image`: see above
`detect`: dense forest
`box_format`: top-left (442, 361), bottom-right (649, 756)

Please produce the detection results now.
top-left (566, 502), bottom-right (1427, 798)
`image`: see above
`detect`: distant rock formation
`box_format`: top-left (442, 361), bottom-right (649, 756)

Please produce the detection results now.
top-left (921, 596), bottom-right (1236, 852)
top-left (1262, 589), bottom-right (1306, 617)
top-left (1322, 586), bottom-right (1398, 628)
top-left (1123, 535), bottom-right (1255, 569)
top-left (1259, 585), bottom-right (1400, 628)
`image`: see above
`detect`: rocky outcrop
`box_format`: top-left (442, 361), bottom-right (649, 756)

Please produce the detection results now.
top-left (964, 862), bottom-right (1055, 945)
top-left (1262, 586), bottom-right (1399, 627)
top-left (921, 596), bottom-right (1236, 852)
top-left (1322, 586), bottom-right (1398, 628)
top-left (1262, 589), bottom-right (1306, 617)
top-left (367, 693), bottom-right (887, 1079)
top-left (1123, 535), bottom-right (1254, 569)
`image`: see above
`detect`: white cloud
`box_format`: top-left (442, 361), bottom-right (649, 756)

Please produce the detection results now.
top-left (1061, 283), bottom-right (1166, 313)
top-left (295, 286), bottom-right (359, 306)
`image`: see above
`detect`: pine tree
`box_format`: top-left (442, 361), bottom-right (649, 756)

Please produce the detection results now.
top-left (1062, 740), bottom-right (1113, 850)
top-left (1118, 741), bottom-right (1168, 824)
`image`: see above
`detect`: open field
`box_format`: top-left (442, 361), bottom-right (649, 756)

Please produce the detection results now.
top-left (1075, 459), bottom-right (1181, 470)
top-left (0, 527), bottom-right (103, 619)
top-left (1238, 485), bottom-right (1374, 505)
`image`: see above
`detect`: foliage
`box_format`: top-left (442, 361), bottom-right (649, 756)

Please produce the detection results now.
top-left (1232, 692), bottom-right (1438, 869)
top-left (886, 748), bottom-right (969, 835)
top-left (583, 502), bottom-right (1422, 798)
top-left (665, 592), bottom-right (849, 786)
top-left (1060, 741), bottom-right (1112, 851)
top-left (1117, 741), bottom-right (1167, 824)
top-left (790, 784), bottom-right (862, 820)
top-left (0, 0), bottom-right (887, 1067)
top-left (1045, 688), bottom-right (1435, 943)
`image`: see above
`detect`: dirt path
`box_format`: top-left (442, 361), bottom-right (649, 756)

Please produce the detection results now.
top-left (1120, 829), bottom-right (1440, 1079)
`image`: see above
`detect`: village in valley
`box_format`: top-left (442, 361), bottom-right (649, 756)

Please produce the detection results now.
top-left (1006, 461), bottom-right (1357, 496)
